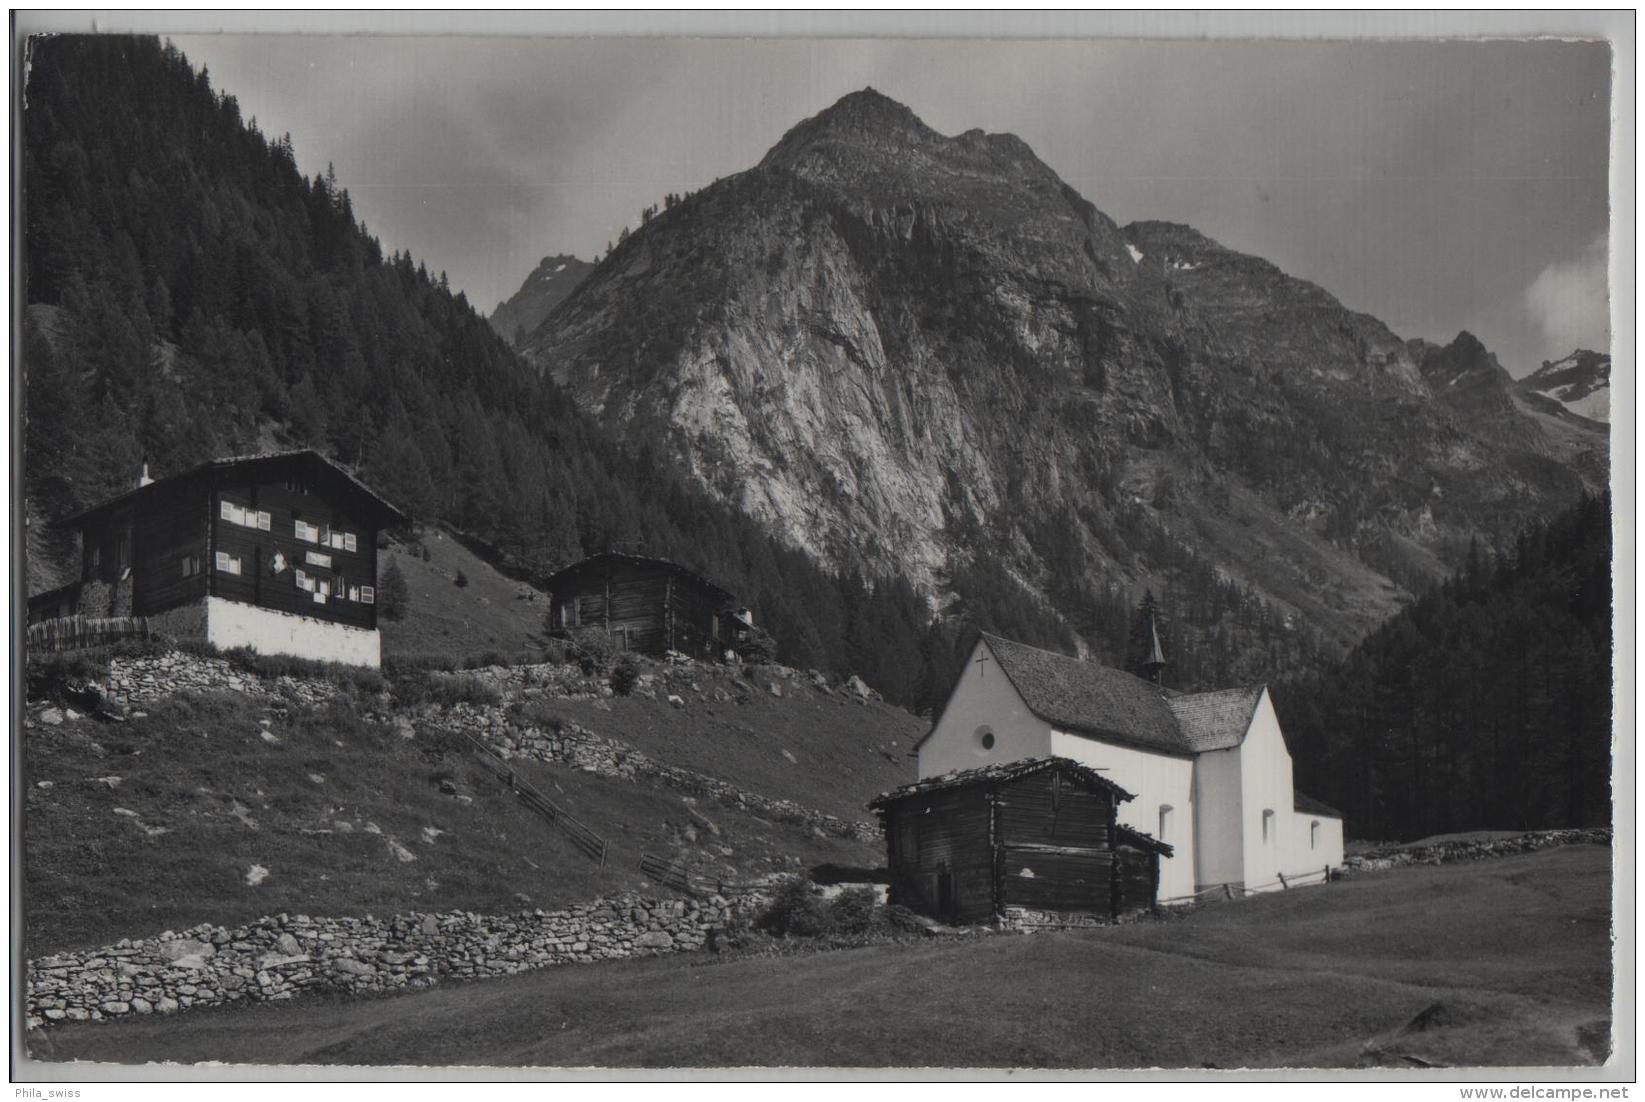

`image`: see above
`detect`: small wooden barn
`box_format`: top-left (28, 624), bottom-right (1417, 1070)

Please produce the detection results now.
top-left (543, 552), bottom-right (750, 659)
top-left (868, 757), bottom-right (1173, 926)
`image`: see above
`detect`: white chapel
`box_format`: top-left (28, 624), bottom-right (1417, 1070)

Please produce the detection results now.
top-left (915, 632), bottom-right (1346, 902)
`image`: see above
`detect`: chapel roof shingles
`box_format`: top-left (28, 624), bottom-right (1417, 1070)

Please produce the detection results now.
top-left (1167, 686), bottom-right (1266, 752)
top-left (979, 633), bottom-right (1192, 755)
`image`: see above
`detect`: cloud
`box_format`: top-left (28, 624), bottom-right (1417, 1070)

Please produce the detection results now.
top-left (1524, 233), bottom-right (1610, 359)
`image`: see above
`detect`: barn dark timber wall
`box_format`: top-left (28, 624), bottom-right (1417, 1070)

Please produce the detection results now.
top-left (546, 555), bottom-right (738, 658)
top-left (876, 760), bottom-right (1165, 925)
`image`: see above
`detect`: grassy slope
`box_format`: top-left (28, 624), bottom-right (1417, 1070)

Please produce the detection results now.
top-left (370, 526), bottom-right (927, 822)
top-left (23, 692), bottom-right (881, 957)
top-left (541, 674), bottom-right (925, 824)
top-left (377, 526), bottom-right (549, 660)
top-left (31, 845), bottom-right (1612, 1069)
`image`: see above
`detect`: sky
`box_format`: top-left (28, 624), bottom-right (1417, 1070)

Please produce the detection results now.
top-left (169, 34), bottom-right (1614, 376)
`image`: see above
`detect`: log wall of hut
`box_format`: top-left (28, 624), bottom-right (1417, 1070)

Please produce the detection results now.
top-left (549, 559), bottom-right (726, 658)
top-left (1114, 843), bottom-right (1161, 912)
top-left (996, 769), bottom-right (1121, 915)
top-left (877, 762), bottom-right (1166, 925)
top-left (883, 786), bottom-right (997, 924)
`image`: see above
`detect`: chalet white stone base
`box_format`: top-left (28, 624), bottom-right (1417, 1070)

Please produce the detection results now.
top-left (204, 596), bottom-right (381, 668)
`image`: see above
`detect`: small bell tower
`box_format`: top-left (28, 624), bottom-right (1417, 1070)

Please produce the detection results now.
top-left (1140, 606), bottom-right (1168, 687)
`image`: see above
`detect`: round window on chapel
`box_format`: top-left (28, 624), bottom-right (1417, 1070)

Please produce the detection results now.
top-left (976, 726), bottom-right (996, 752)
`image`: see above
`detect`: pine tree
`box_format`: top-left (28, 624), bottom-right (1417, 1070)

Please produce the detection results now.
top-left (378, 556), bottom-right (410, 621)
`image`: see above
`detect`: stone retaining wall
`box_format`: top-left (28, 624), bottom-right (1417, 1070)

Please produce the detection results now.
top-left (1343, 828), bottom-right (1611, 872)
top-left (96, 652), bottom-right (338, 709)
top-left (426, 703), bottom-right (879, 843)
top-left (26, 891), bottom-right (757, 1030)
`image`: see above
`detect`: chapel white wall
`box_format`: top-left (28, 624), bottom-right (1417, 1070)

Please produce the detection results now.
top-left (1049, 729), bottom-right (1197, 902)
top-left (1232, 690), bottom-right (1341, 890)
top-left (1191, 745), bottom-right (1245, 890)
top-left (1290, 810), bottom-right (1345, 877)
top-left (917, 639), bottom-right (1053, 777)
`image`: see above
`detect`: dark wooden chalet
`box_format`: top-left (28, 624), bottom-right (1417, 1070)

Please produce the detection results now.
top-left (28, 451), bottom-right (407, 664)
top-left (868, 757), bottom-right (1173, 925)
top-left (544, 552), bottom-right (750, 658)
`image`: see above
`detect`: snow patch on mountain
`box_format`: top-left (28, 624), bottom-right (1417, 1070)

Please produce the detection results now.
top-left (1519, 350), bottom-right (1611, 424)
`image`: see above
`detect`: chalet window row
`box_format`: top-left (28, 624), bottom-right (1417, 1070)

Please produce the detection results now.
top-left (293, 567), bottom-right (373, 605)
top-left (294, 518), bottom-right (357, 552)
top-left (220, 500), bottom-right (272, 531)
top-left (210, 542), bottom-right (375, 606)
top-left (220, 498), bottom-right (358, 553)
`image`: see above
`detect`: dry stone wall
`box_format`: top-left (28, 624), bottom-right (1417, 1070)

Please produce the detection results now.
top-left (1343, 828), bottom-right (1610, 872)
top-left (26, 891), bottom-right (757, 1030)
top-left (96, 652), bottom-right (338, 709)
top-left (425, 702), bottom-right (879, 843)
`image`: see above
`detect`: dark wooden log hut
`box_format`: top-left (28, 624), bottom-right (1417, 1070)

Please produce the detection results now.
top-left (868, 757), bottom-right (1173, 925)
top-left (543, 552), bottom-right (750, 659)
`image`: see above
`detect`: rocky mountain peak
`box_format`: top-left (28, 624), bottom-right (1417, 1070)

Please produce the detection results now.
top-left (1419, 330), bottom-right (1512, 391)
top-left (487, 253), bottom-right (593, 348)
top-left (761, 88), bottom-right (936, 166)
top-left (1518, 349), bottom-right (1611, 424)
top-left (522, 91), bottom-right (1601, 680)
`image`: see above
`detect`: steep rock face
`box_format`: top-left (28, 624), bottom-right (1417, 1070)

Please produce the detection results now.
top-left (523, 89), bottom-right (1596, 656)
top-left (1409, 331), bottom-right (1545, 451)
top-left (489, 254), bottom-right (593, 347)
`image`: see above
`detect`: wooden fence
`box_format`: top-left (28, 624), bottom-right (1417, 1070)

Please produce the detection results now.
top-left (1157, 865), bottom-right (1335, 907)
top-left (26, 615), bottom-right (151, 655)
top-left (455, 728), bottom-right (609, 865)
top-left (638, 853), bottom-right (695, 894)
top-left (636, 852), bottom-right (767, 898)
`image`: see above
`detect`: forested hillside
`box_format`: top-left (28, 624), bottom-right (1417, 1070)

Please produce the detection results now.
top-left (22, 34), bottom-right (1084, 710)
top-left (1275, 492), bottom-right (1612, 841)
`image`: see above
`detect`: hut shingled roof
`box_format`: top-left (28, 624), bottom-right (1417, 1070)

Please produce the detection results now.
top-left (868, 755), bottom-right (1136, 811)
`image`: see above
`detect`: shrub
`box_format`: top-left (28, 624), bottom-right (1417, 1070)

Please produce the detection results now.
top-left (454, 570), bottom-right (469, 588)
top-left (26, 650), bottom-right (113, 700)
top-left (737, 625), bottom-right (780, 666)
top-left (509, 699), bottom-right (569, 733)
top-left (392, 669), bottom-right (502, 708)
top-left (218, 646), bottom-right (386, 695)
top-left (829, 886), bottom-right (882, 935)
top-left (385, 653), bottom-right (460, 674)
top-left (564, 626), bottom-right (618, 675)
top-left (609, 657), bottom-right (639, 696)
top-left (757, 877), bottom-right (836, 938)
top-left (459, 649), bottom-right (523, 670)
